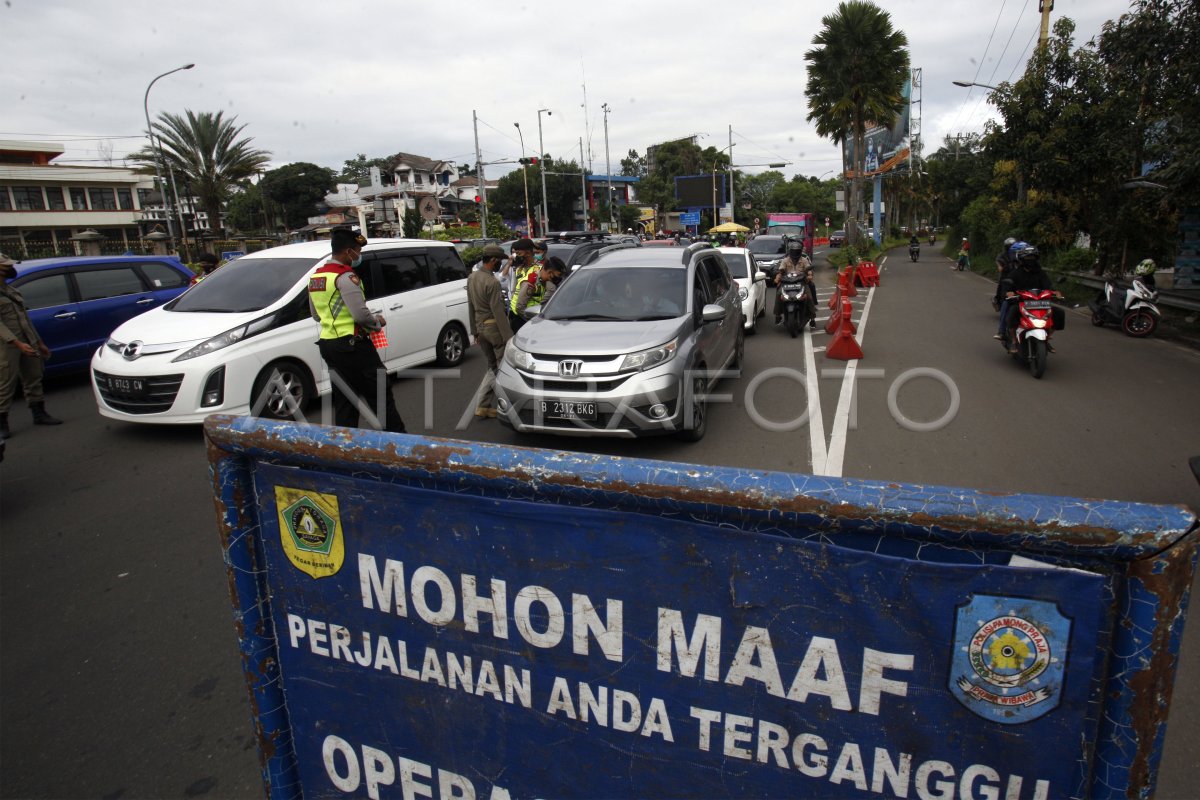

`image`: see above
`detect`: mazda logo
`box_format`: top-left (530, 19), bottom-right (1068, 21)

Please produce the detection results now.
top-left (121, 341), bottom-right (143, 360)
top-left (558, 359), bottom-right (583, 378)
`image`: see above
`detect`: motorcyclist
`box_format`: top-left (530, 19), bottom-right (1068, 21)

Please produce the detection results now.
top-left (992, 237), bottom-right (1019, 309)
top-left (997, 246), bottom-right (1062, 353)
top-left (773, 240), bottom-right (816, 327)
top-left (1132, 258), bottom-right (1157, 291)
top-left (929, 231), bottom-right (936, 245)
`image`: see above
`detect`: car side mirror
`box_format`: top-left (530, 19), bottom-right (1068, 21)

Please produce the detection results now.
top-left (701, 303), bottom-right (726, 323)
top-left (754, 271), bottom-right (767, 282)
top-left (523, 304), bottom-right (542, 319)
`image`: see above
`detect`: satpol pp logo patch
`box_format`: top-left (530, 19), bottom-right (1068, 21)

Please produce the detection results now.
top-left (950, 595), bottom-right (1069, 724)
top-left (276, 486), bottom-right (344, 578)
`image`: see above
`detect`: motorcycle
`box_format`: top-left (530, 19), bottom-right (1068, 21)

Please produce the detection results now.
top-left (778, 273), bottom-right (811, 339)
top-left (928, 234), bottom-right (936, 245)
top-left (1087, 277), bottom-right (1160, 337)
top-left (909, 243), bottom-right (920, 262)
top-left (1002, 289), bottom-right (1059, 379)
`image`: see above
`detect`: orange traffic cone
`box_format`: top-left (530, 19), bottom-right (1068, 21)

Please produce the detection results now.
top-left (840, 267), bottom-right (858, 297)
top-left (828, 283), bottom-right (841, 310)
top-left (826, 297), bottom-right (863, 360)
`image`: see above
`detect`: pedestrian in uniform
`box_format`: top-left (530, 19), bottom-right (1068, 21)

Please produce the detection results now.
top-left (0, 253), bottom-right (63, 439)
top-left (307, 229), bottom-right (406, 433)
top-left (467, 245), bottom-right (514, 419)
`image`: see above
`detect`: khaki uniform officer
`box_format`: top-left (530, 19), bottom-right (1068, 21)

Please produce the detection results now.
top-left (0, 253), bottom-right (63, 439)
top-left (467, 245), bottom-right (515, 418)
top-left (307, 229), bottom-right (406, 433)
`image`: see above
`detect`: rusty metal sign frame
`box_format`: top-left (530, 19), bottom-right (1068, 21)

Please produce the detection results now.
top-left (205, 416), bottom-right (1197, 799)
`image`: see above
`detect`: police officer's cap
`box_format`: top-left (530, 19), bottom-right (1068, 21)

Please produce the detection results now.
top-left (331, 228), bottom-right (367, 254)
top-left (513, 238), bottom-right (535, 252)
top-left (480, 244), bottom-right (506, 260)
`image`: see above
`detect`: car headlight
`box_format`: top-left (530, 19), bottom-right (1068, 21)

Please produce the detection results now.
top-left (172, 312), bottom-right (281, 362)
top-left (504, 342), bottom-right (535, 371)
top-left (619, 339), bottom-right (677, 372)
top-left (738, 286), bottom-right (749, 301)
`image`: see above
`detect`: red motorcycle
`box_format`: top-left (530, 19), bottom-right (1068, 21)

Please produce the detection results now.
top-left (1002, 289), bottom-right (1061, 379)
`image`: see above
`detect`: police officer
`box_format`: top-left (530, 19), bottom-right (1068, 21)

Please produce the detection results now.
top-left (507, 238), bottom-right (537, 330)
top-left (0, 253), bottom-right (63, 439)
top-left (467, 245), bottom-right (515, 418)
top-left (513, 256), bottom-right (565, 327)
top-left (195, 252), bottom-right (220, 281)
top-left (307, 229), bottom-right (405, 433)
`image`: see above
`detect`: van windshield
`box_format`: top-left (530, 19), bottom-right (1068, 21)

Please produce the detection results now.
top-left (169, 257), bottom-right (320, 312)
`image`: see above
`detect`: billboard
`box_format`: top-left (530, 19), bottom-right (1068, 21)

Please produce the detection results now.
top-left (843, 76), bottom-right (912, 178)
top-left (675, 174), bottom-right (727, 209)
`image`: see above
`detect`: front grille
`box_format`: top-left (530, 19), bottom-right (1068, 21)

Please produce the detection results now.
top-left (94, 370), bottom-right (185, 414)
top-left (530, 352), bottom-right (616, 363)
top-left (521, 375), bottom-right (629, 393)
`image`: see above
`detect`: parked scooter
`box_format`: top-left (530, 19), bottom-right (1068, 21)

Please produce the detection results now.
top-left (777, 273), bottom-right (811, 338)
top-left (1002, 289), bottom-right (1061, 379)
top-left (1087, 265), bottom-right (1161, 338)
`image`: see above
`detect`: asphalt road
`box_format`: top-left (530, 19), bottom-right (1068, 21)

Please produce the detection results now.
top-left (2, 245), bottom-right (1198, 799)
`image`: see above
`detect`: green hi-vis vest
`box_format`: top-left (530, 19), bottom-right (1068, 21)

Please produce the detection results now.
top-left (309, 262), bottom-right (358, 339)
top-left (510, 265), bottom-right (542, 314)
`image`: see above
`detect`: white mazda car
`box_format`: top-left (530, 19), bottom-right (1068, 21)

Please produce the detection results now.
top-left (91, 238), bottom-right (470, 424)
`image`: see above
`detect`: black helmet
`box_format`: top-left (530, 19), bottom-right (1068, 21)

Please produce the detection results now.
top-left (787, 239), bottom-right (803, 254)
top-left (1017, 245), bottom-right (1040, 266)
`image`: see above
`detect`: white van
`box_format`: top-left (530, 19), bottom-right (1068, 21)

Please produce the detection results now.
top-left (91, 238), bottom-right (470, 424)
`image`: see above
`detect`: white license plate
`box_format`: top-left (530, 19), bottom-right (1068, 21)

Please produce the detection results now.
top-left (107, 376), bottom-right (146, 395)
top-left (540, 400), bottom-right (598, 421)
top-left (1023, 300), bottom-right (1051, 310)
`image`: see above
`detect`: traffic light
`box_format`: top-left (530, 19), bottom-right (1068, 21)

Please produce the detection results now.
top-left (474, 195), bottom-right (481, 203)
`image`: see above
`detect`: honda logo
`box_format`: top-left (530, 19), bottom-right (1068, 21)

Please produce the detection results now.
top-left (121, 341), bottom-right (143, 360)
top-left (558, 359), bottom-right (583, 378)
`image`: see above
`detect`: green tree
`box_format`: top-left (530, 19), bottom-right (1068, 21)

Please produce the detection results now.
top-left (805, 1), bottom-right (910, 247)
top-left (489, 160), bottom-right (588, 232)
top-left (131, 110), bottom-right (271, 235)
top-left (619, 149), bottom-right (646, 177)
top-left (339, 153), bottom-right (392, 184)
top-left (224, 181), bottom-right (263, 233)
top-left (262, 163), bottom-right (337, 231)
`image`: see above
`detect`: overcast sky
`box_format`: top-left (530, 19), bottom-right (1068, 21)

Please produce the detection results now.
top-left (2, 0), bottom-right (1134, 184)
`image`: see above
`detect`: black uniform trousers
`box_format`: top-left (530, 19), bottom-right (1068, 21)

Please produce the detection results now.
top-left (318, 336), bottom-right (406, 433)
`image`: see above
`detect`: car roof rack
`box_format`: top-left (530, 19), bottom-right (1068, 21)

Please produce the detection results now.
top-left (681, 241), bottom-right (716, 264)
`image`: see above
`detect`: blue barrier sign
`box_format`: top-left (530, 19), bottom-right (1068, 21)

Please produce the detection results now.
top-left (221, 250), bottom-right (246, 262)
top-left (680, 211), bottom-right (701, 226)
top-left (207, 418), bottom-right (1198, 800)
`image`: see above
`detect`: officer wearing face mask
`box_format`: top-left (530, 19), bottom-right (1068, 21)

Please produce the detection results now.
top-left (308, 228), bottom-right (405, 432)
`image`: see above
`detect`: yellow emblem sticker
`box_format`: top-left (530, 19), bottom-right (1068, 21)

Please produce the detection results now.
top-left (275, 486), bottom-right (344, 578)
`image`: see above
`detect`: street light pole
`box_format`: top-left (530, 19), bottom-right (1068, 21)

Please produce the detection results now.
top-left (143, 63), bottom-right (194, 256)
top-left (601, 103), bottom-right (613, 231)
top-left (537, 108), bottom-right (551, 235)
top-left (952, 80), bottom-right (999, 91)
top-left (513, 122), bottom-right (532, 235)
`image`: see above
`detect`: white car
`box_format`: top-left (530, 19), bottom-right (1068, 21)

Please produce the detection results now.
top-left (91, 238), bottom-right (471, 424)
top-left (717, 247), bottom-right (768, 334)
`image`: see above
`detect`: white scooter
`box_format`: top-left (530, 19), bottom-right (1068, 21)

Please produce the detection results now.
top-left (1088, 277), bottom-right (1161, 337)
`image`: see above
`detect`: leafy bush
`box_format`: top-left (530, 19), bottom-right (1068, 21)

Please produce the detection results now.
top-left (460, 246), bottom-right (484, 268)
top-left (1044, 247), bottom-right (1096, 274)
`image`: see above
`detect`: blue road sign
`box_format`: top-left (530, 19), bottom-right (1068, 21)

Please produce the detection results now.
top-left (680, 212), bottom-right (701, 226)
top-left (220, 250), bottom-right (245, 262)
top-left (207, 418), bottom-right (1198, 800)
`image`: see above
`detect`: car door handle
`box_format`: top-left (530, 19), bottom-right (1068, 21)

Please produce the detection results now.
top-left (54, 311), bottom-right (77, 319)
top-left (136, 298), bottom-right (156, 305)
top-left (389, 304), bottom-right (404, 311)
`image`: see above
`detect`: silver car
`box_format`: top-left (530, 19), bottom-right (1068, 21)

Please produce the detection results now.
top-left (494, 243), bottom-right (744, 440)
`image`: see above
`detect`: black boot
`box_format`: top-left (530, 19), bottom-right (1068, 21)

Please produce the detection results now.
top-left (0, 412), bottom-right (9, 439)
top-left (31, 402), bottom-right (62, 426)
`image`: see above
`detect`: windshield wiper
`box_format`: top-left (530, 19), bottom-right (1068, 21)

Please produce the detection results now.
top-left (176, 307), bottom-right (240, 312)
top-left (552, 314), bottom-right (629, 321)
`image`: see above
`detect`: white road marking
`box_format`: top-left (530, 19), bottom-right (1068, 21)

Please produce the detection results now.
top-left (812, 254), bottom-right (885, 477)
top-left (803, 327), bottom-right (828, 471)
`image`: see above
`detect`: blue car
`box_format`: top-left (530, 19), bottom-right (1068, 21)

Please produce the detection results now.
top-left (8, 254), bottom-right (194, 375)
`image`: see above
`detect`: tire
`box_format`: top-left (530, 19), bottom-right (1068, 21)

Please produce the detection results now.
top-left (1028, 339), bottom-right (1047, 379)
top-left (435, 322), bottom-right (467, 367)
top-left (1122, 311), bottom-right (1158, 338)
top-left (787, 309), bottom-right (799, 338)
top-left (747, 305), bottom-right (758, 335)
top-left (1091, 312), bottom-right (1106, 327)
top-left (251, 359), bottom-right (315, 420)
top-left (677, 373), bottom-right (708, 442)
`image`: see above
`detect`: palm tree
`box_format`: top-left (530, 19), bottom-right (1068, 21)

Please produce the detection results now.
top-left (805, 1), bottom-right (910, 247)
top-left (132, 110), bottom-right (271, 236)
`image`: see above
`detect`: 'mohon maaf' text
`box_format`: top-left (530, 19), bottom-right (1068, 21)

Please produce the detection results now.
top-left (358, 554), bottom-right (914, 715)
